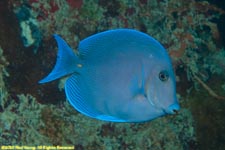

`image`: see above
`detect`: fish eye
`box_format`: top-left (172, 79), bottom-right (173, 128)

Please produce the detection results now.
top-left (159, 70), bottom-right (169, 82)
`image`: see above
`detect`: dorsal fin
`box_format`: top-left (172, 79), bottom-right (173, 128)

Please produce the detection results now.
top-left (77, 29), bottom-right (166, 59)
top-left (39, 35), bottom-right (80, 83)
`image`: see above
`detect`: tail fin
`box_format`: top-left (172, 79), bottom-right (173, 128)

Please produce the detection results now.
top-left (39, 34), bottom-right (80, 83)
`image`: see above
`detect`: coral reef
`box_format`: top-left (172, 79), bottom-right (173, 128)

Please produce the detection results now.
top-left (0, 0), bottom-right (225, 149)
top-left (0, 94), bottom-right (48, 145)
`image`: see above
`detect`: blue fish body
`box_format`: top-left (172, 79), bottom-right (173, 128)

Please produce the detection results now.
top-left (39, 29), bottom-right (180, 122)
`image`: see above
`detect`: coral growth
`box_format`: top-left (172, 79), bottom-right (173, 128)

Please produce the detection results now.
top-left (0, 94), bottom-right (48, 145)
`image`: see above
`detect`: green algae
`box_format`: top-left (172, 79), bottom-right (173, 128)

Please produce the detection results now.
top-left (203, 49), bottom-right (225, 75)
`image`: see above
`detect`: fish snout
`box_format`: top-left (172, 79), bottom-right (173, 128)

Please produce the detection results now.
top-left (165, 103), bottom-right (180, 114)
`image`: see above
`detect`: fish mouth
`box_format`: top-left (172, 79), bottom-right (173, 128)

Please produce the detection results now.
top-left (164, 103), bottom-right (180, 114)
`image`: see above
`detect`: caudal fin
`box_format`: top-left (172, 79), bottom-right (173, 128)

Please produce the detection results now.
top-left (39, 34), bottom-right (80, 83)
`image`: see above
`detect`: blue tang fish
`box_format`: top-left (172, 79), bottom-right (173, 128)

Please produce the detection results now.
top-left (39, 29), bottom-right (180, 122)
